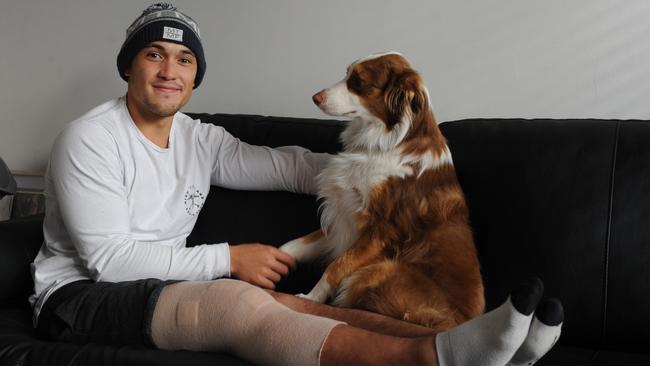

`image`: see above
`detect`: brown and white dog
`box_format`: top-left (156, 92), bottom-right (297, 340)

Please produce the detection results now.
top-left (279, 52), bottom-right (484, 330)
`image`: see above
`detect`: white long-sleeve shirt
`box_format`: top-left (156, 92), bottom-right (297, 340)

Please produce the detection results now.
top-left (29, 97), bottom-right (330, 324)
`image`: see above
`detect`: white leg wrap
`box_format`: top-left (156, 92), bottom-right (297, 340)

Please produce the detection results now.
top-left (151, 279), bottom-right (344, 366)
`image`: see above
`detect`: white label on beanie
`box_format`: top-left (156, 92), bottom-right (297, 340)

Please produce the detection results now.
top-left (163, 26), bottom-right (183, 42)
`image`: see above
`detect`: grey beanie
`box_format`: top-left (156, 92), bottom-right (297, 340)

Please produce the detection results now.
top-left (117, 3), bottom-right (206, 88)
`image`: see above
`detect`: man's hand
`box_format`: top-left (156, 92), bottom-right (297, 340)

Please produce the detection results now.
top-left (229, 243), bottom-right (297, 290)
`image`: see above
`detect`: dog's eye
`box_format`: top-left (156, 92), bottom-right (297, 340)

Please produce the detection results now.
top-left (347, 73), bottom-right (363, 90)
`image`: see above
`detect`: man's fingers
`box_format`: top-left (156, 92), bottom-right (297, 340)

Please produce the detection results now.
top-left (258, 276), bottom-right (276, 290)
top-left (231, 244), bottom-right (299, 289)
top-left (272, 247), bottom-right (297, 270)
top-left (265, 268), bottom-right (282, 283)
top-left (269, 260), bottom-right (291, 277)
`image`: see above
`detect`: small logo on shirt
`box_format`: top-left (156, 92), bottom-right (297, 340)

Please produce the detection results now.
top-left (163, 26), bottom-right (183, 42)
top-left (184, 185), bottom-right (205, 216)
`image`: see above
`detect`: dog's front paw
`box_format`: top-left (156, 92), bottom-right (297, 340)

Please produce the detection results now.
top-left (296, 290), bottom-right (327, 303)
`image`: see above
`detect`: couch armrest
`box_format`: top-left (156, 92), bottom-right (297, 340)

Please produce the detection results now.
top-left (0, 215), bottom-right (44, 306)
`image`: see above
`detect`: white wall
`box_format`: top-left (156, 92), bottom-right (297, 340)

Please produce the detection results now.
top-left (2, 0), bottom-right (650, 173)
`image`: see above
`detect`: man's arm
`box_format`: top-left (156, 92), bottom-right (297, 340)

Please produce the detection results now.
top-left (205, 124), bottom-right (331, 195)
top-left (50, 122), bottom-right (229, 282)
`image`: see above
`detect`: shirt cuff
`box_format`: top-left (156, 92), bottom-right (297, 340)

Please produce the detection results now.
top-left (207, 242), bottom-right (231, 279)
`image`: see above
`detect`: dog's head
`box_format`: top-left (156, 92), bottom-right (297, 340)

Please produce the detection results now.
top-left (313, 52), bottom-right (433, 151)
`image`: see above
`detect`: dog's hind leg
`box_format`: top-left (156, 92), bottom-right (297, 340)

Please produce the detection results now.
top-left (331, 260), bottom-right (398, 308)
top-left (334, 260), bottom-right (459, 332)
top-left (279, 229), bottom-right (329, 263)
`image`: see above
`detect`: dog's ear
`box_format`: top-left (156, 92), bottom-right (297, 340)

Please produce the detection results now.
top-left (385, 70), bottom-right (427, 127)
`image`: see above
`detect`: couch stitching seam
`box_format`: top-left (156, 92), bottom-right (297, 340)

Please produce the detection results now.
top-left (601, 121), bottom-right (620, 348)
top-left (587, 349), bottom-right (600, 365)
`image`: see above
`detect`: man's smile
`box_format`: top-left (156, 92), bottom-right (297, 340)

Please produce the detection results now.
top-left (152, 83), bottom-right (182, 94)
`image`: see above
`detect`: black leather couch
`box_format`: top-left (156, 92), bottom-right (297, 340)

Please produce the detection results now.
top-left (1, 113), bottom-right (649, 365)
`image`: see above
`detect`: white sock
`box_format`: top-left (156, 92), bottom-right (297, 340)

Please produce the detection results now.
top-left (507, 298), bottom-right (563, 366)
top-left (436, 278), bottom-right (544, 366)
top-left (435, 298), bottom-right (531, 366)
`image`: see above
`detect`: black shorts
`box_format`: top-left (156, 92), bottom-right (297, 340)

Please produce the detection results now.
top-left (36, 278), bottom-right (182, 348)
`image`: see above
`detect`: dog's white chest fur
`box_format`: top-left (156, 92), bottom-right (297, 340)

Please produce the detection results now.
top-left (317, 151), bottom-right (413, 258)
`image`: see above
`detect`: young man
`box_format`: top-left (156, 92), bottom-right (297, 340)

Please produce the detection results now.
top-left (30, 3), bottom-right (563, 366)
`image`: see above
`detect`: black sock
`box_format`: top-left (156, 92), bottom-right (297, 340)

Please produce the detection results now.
top-left (510, 277), bottom-right (545, 316)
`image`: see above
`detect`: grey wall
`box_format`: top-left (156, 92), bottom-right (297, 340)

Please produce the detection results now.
top-left (2, 0), bottom-right (650, 173)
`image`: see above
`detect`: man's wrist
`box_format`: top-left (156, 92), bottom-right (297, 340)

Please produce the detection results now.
top-left (228, 244), bottom-right (236, 277)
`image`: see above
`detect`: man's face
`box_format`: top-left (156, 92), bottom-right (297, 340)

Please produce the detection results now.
top-left (125, 41), bottom-right (197, 119)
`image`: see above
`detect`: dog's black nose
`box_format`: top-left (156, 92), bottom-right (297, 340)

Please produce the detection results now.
top-left (312, 91), bottom-right (325, 106)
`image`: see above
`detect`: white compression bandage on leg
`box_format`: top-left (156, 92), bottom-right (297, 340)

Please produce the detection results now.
top-left (150, 279), bottom-right (344, 366)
